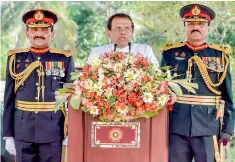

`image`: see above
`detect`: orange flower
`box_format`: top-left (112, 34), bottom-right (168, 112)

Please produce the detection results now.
top-left (141, 75), bottom-right (150, 83)
top-left (86, 92), bottom-right (95, 98)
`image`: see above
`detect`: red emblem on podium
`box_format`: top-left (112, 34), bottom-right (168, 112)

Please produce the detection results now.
top-left (91, 122), bottom-right (140, 148)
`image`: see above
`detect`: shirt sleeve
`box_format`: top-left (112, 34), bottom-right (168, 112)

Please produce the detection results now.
top-left (86, 47), bottom-right (99, 65)
top-left (145, 45), bottom-right (159, 66)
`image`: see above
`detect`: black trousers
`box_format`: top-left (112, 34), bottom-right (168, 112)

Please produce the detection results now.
top-left (169, 134), bottom-right (215, 162)
top-left (15, 140), bottom-right (62, 162)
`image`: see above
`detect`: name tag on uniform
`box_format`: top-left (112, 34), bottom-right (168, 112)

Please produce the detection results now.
top-left (45, 61), bottom-right (65, 77)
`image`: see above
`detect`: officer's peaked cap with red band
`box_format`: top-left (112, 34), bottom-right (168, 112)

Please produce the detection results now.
top-left (22, 9), bottom-right (58, 28)
top-left (180, 4), bottom-right (216, 22)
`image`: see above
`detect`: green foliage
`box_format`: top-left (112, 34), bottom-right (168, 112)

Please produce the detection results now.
top-left (70, 94), bottom-right (82, 110)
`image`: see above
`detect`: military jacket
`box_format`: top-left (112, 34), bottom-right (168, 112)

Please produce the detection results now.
top-left (161, 42), bottom-right (234, 136)
top-left (3, 48), bottom-right (75, 143)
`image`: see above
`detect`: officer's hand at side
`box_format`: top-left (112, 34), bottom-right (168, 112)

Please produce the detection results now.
top-left (62, 136), bottom-right (68, 146)
top-left (5, 137), bottom-right (16, 156)
top-left (219, 132), bottom-right (231, 146)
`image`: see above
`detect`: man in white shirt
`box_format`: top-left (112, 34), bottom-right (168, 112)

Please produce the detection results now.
top-left (87, 13), bottom-right (159, 65)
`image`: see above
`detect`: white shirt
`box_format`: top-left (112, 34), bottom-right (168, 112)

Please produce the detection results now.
top-left (87, 43), bottom-right (159, 66)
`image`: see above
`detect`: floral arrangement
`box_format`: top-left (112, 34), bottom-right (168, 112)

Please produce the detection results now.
top-left (56, 52), bottom-right (197, 122)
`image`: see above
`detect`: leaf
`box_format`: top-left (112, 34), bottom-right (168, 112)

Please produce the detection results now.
top-left (55, 98), bottom-right (67, 111)
top-left (171, 79), bottom-right (198, 94)
top-left (137, 111), bottom-right (159, 118)
top-left (178, 84), bottom-right (197, 94)
top-left (168, 82), bottom-right (183, 95)
top-left (70, 94), bottom-right (82, 110)
top-left (70, 72), bottom-right (80, 81)
top-left (172, 79), bottom-right (198, 89)
top-left (63, 83), bottom-right (74, 89)
top-left (81, 106), bottom-right (88, 112)
top-left (160, 66), bottom-right (171, 71)
top-left (57, 88), bottom-right (75, 94)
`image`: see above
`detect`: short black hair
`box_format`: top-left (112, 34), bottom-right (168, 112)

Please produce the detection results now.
top-left (107, 13), bottom-right (134, 31)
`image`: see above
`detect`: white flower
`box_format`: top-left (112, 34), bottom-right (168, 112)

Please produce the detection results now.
top-left (105, 87), bottom-right (113, 97)
top-left (113, 63), bottom-right (122, 72)
top-left (91, 58), bottom-right (102, 67)
top-left (98, 74), bottom-right (104, 83)
top-left (124, 55), bottom-right (134, 65)
top-left (84, 79), bottom-right (93, 90)
top-left (158, 94), bottom-right (169, 106)
top-left (143, 92), bottom-right (154, 103)
top-left (124, 69), bottom-right (136, 81)
top-left (117, 105), bottom-right (129, 115)
top-left (92, 82), bottom-right (103, 92)
top-left (152, 64), bottom-right (162, 76)
top-left (90, 106), bottom-right (99, 115)
top-left (103, 63), bottom-right (112, 69)
top-left (98, 67), bottom-right (104, 75)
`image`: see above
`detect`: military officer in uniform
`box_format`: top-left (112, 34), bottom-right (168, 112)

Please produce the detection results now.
top-left (87, 13), bottom-right (159, 65)
top-left (3, 9), bottom-right (75, 162)
top-left (161, 4), bottom-right (235, 162)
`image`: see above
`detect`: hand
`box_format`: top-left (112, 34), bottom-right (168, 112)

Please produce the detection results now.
top-left (5, 137), bottom-right (16, 156)
top-left (62, 136), bottom-right (68, 146)
top-left (219, 132), bottom-right (231, 146)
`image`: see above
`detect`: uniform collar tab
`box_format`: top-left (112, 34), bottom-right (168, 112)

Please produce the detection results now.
top-left (185, 41), bottom-right (208, 51)
top-left (30, 46), bottom-right (50, 54)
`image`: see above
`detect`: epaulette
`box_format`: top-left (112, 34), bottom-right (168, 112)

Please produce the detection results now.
top-left (50, 48), bottom-right (71, 57)
top-left (209, 44), bottom-right (231, 55)
top-left (163, 42), bottom-right (186, 51)
top-left (8, 48), bottom-right (30, 56)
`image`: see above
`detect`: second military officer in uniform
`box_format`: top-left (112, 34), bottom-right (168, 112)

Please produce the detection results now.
top-left (161, 4), bottom-right (235, 162)
top-left (3, 9), bottom-right (75, 162)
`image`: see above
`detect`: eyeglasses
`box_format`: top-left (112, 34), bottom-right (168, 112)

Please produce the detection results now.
top-left (112, 27), bottom-right (133, 33)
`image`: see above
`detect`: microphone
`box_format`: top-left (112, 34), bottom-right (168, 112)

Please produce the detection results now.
top-left (128, 42), bottom-right (132, 53)
top-left (114, 44), bottom-right (118, 52)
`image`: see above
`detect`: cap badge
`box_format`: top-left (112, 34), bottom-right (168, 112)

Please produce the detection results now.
top-left (34, 10), bottom-right (44, 21)
top-left (191, 5), bottom-right (201, 16)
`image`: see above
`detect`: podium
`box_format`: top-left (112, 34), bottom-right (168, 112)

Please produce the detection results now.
top-left (68, 107), bottom-right (169, 162)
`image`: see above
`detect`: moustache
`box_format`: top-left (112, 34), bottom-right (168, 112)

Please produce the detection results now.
top-left (191, 30), bottom-right (201, 34)
top-left (34, 36), bottom-right (45, 39)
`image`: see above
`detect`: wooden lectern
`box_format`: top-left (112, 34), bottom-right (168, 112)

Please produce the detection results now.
top-left (68, 107), bottom-right (169, 162)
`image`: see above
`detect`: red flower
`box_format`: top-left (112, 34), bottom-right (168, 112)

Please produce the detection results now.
top-left (158, 81), bottom-right (169, 94)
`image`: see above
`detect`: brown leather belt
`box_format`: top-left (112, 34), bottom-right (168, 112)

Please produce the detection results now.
top-left (176, 95), bottom-right (221, 106)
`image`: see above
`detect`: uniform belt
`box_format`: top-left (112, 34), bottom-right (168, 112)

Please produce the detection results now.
top-left (16, 100), bottom-right (56, 112)
top-left (176, 95), bottom-right (221, 106)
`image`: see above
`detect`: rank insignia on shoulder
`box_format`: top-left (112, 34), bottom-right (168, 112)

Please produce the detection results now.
top-left (50, 48), bottom-right (71, 57)
top-left (209, 44), bottom-right (231, 55)
top-left (45, 61), bottom-right (65, 77)
top-left (8, 48), bottom-right (30, 56)
top-left (163, 42), bottom-right (186, 51)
